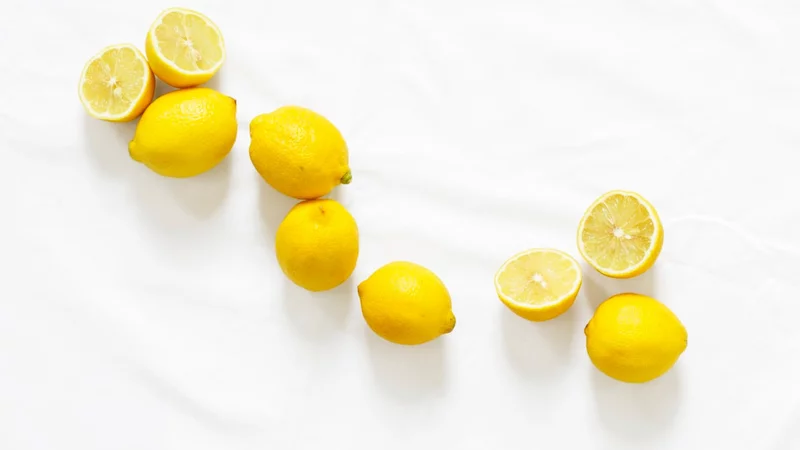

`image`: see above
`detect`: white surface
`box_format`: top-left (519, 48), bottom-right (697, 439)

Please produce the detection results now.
top-left (2, 1), bottom-right (800, 449)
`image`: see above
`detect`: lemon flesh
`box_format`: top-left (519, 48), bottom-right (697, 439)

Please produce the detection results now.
top-left (145, 8), bottom-right (225, 88)
top-left (275, 199), bottom-right (359, 292)
top-left (495, 249), bottom-right (582, 322)
top-left (586, 293), bottom-right (687, 383)
top-left (250, 106), bottom-right (351, 200)
top-left (578, 190), bottom-right (663, 278)
top-left (358, 262), bottom-right (456, 346)
top-left (78, 44), bottom-right (155, 122)
top-left (128, 88), bottom-right (237, 178)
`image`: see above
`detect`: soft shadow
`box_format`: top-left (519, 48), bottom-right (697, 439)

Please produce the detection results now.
top-left (591, 365), bottom-right (683, 441)
top-left (153, 79), bottom-right (176, 99)
top-left (365, 327), bottom-right (447, 403)
top-left (282, 277), bottom-right (354, 341)
top-left (201, 70), bottom-right (224, 92)
top-left (173, 156), bottom-right (232, 218)
top-left (501, 306), bottom-right (576, 379)
top-left (82, 115), bottom-right (138, 176)
top-left (257, 176), bottom-right (298, 242)
top-left (582, 263), bottom-right (658, 309)
top-left (327, 185), bottom-right (348, 204)
top-left (130, 154), bottom-right (232, 221)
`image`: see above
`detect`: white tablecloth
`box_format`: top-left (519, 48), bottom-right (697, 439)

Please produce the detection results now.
top-left (2, 1), bottom-right (800, 448)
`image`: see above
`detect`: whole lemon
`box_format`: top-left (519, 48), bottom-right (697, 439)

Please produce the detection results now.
top-left (358, 262), bottom-right (456, 346)
top-left (275, 199), bottom-right (358, 292)
top-left (129, 88), bottom-right (237, 177)
top-left (249, 106), bottom-right (351, 199)
top-left (585, 293), bottom-right (687, 383)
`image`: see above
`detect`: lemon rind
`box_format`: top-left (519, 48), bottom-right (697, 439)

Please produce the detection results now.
top-left (78, 43), bottom-right (152, 121)
top-left (576, 190), bottom-right (663, 278)
top-left (147, 7), bottom-right (226, 77)
top-left (494, 248), bottom-right (583, 312)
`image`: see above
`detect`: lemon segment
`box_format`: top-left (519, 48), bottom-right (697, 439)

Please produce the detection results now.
top-left (78, 44), bottom-right (155, 122)
top-left (145, 8), bottom-right (225, 88)
top-left (494, 249), bottom-right (582, 322)
top-left (577, 190), bottom-right (663, 278)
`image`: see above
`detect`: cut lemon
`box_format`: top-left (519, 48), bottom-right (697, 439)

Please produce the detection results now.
top-left (145, 8), bottom-right (225, 88)
top-left (495, 249), bottom-right (583, 322)
top-left (78, 44), bottom-right (155, 122)
top-left (577, 190), bottom-right (663, 278)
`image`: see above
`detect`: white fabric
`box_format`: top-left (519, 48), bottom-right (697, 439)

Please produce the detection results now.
top-left (2, 1), bottom-right (800, 449)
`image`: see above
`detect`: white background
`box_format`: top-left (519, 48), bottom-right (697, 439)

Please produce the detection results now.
top-left (2, 0), bottom-right (800, 449)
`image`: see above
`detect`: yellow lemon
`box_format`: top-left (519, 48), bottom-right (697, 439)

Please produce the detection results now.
top-left (128, 88), bottom-right (237, 178)
top-left (577, 190), bottom-right (664, 278)
top-left (358, 262), bottom-right (456, 346)
top-left (275, 199), bottom-right (359, 292)
top-left (78, 44), bottom-right (155, 122)
top-left (495, 249), bottom-right (582, 322)
top-left (585, 293), bottom-right (687, 383)
top-left (145, 7), bottom-right (225, 88)
top-left (249, 106), bottom-right (351, 199)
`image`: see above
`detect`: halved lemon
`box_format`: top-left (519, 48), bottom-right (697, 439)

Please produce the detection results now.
top-left (495, 249), bottom-right (583, 322)
top-left (78, 44), bottom-right (155, 122)
top-left (145, 8), bottom-right (225, 88)
top-left (577, 190), bottom-right (663, 278)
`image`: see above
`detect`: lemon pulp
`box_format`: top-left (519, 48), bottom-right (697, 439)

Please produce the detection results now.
top-left (495, 249), bottom-right (582, 321)
top-left (146, 8), bottom-right (225, 87)
top-left (78, 44), bottom-right (154, 121)
top-left (578, 190), bottom-right (663, 278)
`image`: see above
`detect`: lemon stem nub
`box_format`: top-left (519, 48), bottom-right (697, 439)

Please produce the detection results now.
top-left (128, 141), bottom-right (141, 162)
top-left (340, 170), bottom-right (352, 185)
top-left (443, 315), bottom-right (456, 334)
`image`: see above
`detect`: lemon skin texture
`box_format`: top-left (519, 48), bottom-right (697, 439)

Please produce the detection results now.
top-left (275, 199), bottom-right (359, 292)
top-left (358, 262), bottom-right (456, 346)
top-left (249, 106), bottom-right (351, 199)
top-left (128, 88), bottom-right (237, 178)
top-left (585, 293), bottom-right (687, 383)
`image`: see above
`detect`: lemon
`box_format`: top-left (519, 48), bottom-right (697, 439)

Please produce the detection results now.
top-left (586, 293), bottom-right (687, 383)
top-left (145, 8), bottom-right (225, 88)
top-left (275, 199), bottom-right (359, 292)
top-left (495, 248), bottom-right (582, 322)
top-left (78, 44), bottom-right (155, 122)
top-left (577, 190), bottom-right (664, 278)
top-left (249, 106), bottom-right (351, 199)
top-left (128, 88), bottom-right (237, 178)
top-left (358, 262), bottom-right (456, 346)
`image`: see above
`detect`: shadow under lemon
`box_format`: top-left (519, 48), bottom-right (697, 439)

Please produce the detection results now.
top-left (257, 175), bottom-right (299, 245)
top-left (581, 263), bottom-right (658, 309)
top-left (590, 364), bottom-right (683, 441)
top-left (129, 153), bottom-right (232, 226)
top-left (82, 114), bottom-right (139, 177)
top-left (281, 275), bottom-right (354, 342)
top-left (364, 325), bottom-right (448, 404)
top-left (501, 305), bottom-right (577, 380)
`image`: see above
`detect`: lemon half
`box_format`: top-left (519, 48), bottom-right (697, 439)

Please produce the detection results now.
top-left (495, 249), bottom-right (582, 322)
top-left (78, 44), bottom-right (155, 122)
top-left (145, 8), bottom-right (225, 88)
top-left (577, 190), bottom-right (663, 278)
